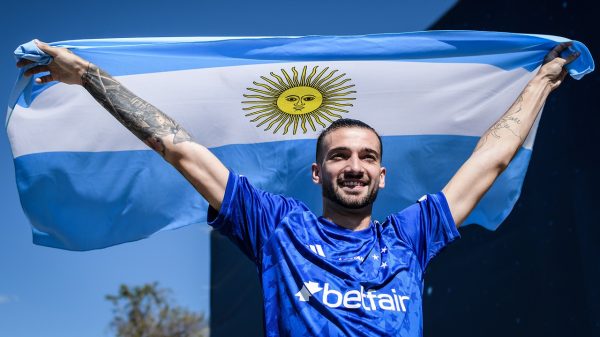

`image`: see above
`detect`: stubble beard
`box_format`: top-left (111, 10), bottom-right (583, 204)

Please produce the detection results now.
top-left (322, 179), bottom-right (380, 210)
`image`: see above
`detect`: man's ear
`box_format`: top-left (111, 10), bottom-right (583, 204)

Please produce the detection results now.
top-left (311, 163), bottom-right (321, 184)
top-left (379, 166), bottom-right (386, 189)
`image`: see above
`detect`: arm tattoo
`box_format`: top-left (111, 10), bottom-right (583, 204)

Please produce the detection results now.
top-left (81, 64), bottom-right (192, 156)
top-left (474, 84), bottom-right (529, 152)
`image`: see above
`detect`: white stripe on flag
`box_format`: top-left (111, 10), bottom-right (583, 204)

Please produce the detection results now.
top-left (8, 61), bottom-right (538, 158)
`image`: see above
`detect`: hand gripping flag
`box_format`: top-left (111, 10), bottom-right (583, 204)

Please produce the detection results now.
top-left (6, 31), bottom-right (594, 250)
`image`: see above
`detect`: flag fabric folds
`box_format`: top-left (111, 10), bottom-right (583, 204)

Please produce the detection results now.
top-left (6, 31), bottom-right (594, 250)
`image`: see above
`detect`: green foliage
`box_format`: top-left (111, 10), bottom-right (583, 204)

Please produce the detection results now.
top-left (106, 283), bottom-right (208, 337)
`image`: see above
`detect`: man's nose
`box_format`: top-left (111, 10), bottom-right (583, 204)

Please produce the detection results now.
top-left (344, 155), bottom-right (363, 174)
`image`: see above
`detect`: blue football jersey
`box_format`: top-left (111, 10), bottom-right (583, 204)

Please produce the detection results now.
top-left (208, 172), bottom-right (460, 337)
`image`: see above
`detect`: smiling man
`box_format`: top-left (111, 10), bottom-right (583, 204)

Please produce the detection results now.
top-left (314, 121), bottom-right (385, 228)
top-left (20, 41), bottom-right (578, 336)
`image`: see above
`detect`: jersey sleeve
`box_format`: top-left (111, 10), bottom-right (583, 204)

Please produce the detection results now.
top-left (390, 192), bottom-right (460, 271)
top-left (207, 171), bottom-right (303, 264)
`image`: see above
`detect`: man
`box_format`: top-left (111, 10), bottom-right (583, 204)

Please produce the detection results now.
top-left (19, 41), bottom-right (578, 336)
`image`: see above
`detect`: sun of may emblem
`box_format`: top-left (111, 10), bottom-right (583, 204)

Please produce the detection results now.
top-left (242, 65), bottom-right (356, 135)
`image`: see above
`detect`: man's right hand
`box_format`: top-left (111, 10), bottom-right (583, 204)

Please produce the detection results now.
top-left (17, 40), bottom-right (89, 86)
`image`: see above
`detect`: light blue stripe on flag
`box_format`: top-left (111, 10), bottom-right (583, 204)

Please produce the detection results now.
top-left (7, 31), bottom-right (594, 250)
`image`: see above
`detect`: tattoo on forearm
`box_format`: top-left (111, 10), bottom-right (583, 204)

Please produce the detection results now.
top-left (474, 84), bottom-right (529, 152)
top-left (81, 64), bottom-right (192, 156)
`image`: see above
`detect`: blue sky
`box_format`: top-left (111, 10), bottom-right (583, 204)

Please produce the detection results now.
top-left (0, 1), bottom-right (457, 336)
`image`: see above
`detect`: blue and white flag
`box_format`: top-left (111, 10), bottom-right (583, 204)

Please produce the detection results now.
top-left (6, 31), bottom-right (594, 250)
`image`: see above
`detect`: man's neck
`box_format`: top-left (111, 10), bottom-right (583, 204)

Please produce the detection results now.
top-left (322, 201), bottom-right (373, 231)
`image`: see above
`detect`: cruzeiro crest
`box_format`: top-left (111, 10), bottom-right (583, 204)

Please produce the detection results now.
top-left (242, 65), bottom-right (356, 135)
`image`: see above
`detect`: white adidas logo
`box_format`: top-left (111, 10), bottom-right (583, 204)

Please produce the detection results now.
top-left (294, 281), bottom-right (410, 312)
top-left (308, 244), bottom-right (325, 257)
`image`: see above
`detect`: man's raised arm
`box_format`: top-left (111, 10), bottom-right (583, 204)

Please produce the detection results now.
top-left (442, 42), bottom-right (580, 227)
top-left (18, 41), bottom-right (229, 210)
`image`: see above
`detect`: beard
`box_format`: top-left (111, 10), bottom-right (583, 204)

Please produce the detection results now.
top-left (322, 178), bottom-right (380, 209)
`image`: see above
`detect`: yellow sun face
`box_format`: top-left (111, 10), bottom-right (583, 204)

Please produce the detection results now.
top-left (242, 65), bottom-right (356, 135)
top-left (277, 86), bottom-right (323, 115)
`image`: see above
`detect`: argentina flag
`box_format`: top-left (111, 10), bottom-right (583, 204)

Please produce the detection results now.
top-left (6, 31), bottom-right (594, 251)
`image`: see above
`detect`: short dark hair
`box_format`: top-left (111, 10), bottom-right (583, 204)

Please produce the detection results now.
top-left (315, 118), bottom-right (383, 163)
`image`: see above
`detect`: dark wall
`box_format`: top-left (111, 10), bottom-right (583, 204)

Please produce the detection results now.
top-left (210, 231), bottom-right (265, 336)
top-left (210, 2), bottom-right (599, 336)
top-left (426, 1), bottom-right (599, 336)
